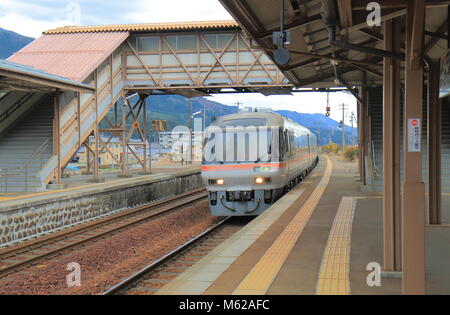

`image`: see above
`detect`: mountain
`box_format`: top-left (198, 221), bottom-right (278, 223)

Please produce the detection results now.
top-left (275, 110), bottom-right (358, 145)
top-left (146, 95), bottom-right (236, 131)
top-left (0, 28), bottom-right (34, 59)
top-left (138, 95), bottom-right (356, 146)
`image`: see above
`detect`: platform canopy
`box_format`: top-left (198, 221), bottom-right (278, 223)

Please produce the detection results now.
top-left (0, 59), bottom-right (94, 93)
top-left (219, 0), bottom-right (450, 89)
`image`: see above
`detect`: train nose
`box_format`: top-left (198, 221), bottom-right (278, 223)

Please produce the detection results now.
top-left (226, 190), bottom-right (254, 201)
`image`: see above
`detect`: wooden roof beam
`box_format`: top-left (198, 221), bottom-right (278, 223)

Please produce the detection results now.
top-left (257, 14), bottom-right (322, 39)
top-left (338, 75), bottom-right (364, 103)
top-left (337, 0), bottom-right (353, 29)
top-left (352, 0), bottom-right (450, 11)
top-left (425, 18), bottom-right (449, 53)
top-left (295, 55), bottom-right (383, 87)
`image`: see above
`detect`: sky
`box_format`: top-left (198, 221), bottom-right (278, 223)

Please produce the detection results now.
top-left (0, 0), bottom-right (358, 126)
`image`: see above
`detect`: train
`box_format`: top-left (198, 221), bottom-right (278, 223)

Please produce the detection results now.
top-left (201, 108), bottom-right (319, 216)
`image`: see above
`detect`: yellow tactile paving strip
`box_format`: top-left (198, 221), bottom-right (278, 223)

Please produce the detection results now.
top-left (156, 188), bottom-right (306, 295)
top-left (316, 196), bottom-right (355, 295)
top-left (232, 156), bottom-right (333, 295)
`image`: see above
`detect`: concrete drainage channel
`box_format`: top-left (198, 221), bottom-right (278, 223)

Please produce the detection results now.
top-left (0, 171), bottom-right (203, 246)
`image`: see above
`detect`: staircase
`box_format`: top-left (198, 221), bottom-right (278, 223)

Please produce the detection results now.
top-left (0, 96), bottom-right (54, 193)
top-left (366, 87), bottom-right (384, 191)
top-left (365, 87), bottom-right (450, 194)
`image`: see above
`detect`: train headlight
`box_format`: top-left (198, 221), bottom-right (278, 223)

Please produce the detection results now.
top-left (209, 179), bottom-right (225, 185)
top-left (255, 177), bottom-right (271, 184)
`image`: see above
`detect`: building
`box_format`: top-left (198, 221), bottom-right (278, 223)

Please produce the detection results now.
top-left (159, 131), bottom-right (204, 161)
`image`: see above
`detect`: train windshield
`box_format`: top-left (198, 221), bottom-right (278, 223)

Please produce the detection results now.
top-left (222, 118), bottom-right (267, 127)
top-left (203, 126), bottom-right (277, 164)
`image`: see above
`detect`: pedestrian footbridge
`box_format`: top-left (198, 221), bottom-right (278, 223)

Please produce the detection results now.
top-left (1, 21), bottom-right (294, 192)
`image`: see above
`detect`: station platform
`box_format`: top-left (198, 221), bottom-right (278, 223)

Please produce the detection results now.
top-left (0, 164), bottom-right (199, 205)
top-left (156, 155), bottom-right (450, 295)
top-left (0, 164), bottom-right (201, 246)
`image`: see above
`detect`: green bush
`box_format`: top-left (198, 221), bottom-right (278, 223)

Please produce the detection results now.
top-left (321, 142), bottom-right (340, 154)
top-left (344, 146), bottom-right (359, 161)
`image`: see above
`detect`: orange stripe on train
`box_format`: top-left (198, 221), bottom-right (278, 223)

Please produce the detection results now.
top-left (201, 162), bottom-right (286, 171)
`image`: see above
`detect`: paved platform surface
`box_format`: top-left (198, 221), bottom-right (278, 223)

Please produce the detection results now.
top-left (156, 155), bottom-right (450, 295)
top-left (0, 164), bottom-right (199, 207)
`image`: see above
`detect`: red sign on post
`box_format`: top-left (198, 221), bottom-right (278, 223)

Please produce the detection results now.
top-left (407, 118), bottom-right (421, 152)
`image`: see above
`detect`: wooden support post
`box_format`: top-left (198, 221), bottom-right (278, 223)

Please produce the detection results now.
top-left (403, 0), bottom-right (426, 295)
top-left (360, 85), bottom-right (369, 185)
top-left (428, 60), bottom-right (442, 225)
top-left (357, 95), bottom-right (363, 182)
top-left (122, 95), bottom-right (128, 177)
top-left (114, 101), bottom-right (118, 127)
top-left (143, 95), bottom-right (149, 173)
top-left (53, 89), bottom-right (62, 185)
top-left (93, 70), bottom-right (100, 180)
top-left (147, 97), bottom-right (152, 173)
top-left (85, 141), bottom-right (91, 174)
top-left (77, 92), bottom-right (81, 148)
top-left (383, 18), bottom-right (402, 272)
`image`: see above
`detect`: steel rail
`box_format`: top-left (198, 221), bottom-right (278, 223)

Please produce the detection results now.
top-left (102, 216), bottom-right (231, 295)
top-left (0, 189), bottom-right (207, 278)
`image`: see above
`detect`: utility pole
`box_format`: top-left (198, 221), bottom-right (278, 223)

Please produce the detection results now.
top-left (351, 111), bottom-right (355, 146)
top-left (317, 121), bottom-right (321, 146)
top-left (235, 101), bottom-right (242, 112)
top-left (342, 105), bottom-right (345, 151)
top-left (203, 108), bottom-right (206, 132)
top-left (338, 103), bottom-right (348, 151)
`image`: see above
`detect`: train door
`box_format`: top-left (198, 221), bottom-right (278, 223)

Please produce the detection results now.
top-left (282, 129), bottom-right (290, 176)
top-left (307, 134), bottom-right (311, 166)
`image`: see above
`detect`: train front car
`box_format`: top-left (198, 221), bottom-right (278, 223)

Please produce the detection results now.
top-left (201, 108), bottom-right (319, 216)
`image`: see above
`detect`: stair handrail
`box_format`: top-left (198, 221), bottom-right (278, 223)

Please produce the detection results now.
top-left (0, 137), bottom-right (52, 194)
top-left (371, 140), bottom-right (381, 177)
top-left (0, 93), bottom-right (34, 125)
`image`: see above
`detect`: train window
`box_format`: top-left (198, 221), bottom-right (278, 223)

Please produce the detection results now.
top-left (222, 118), bottom-right (267, 127)
top-left (278, 131), bottom-right (286, 162)
top-left (289, 131), bottom-right (295, 156)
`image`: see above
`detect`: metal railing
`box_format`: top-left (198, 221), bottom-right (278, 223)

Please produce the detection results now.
top-left (371, 140), bottom-right (381, 177)
top-left (0, 138), bottom-right (51, 194)
top-left (0, 93), bottom-right (33, 125)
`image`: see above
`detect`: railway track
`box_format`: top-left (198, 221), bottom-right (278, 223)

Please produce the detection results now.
top-left (0, 188), bottom-right (207, 278)
top-left (103, 216), bottom-right (252, 295)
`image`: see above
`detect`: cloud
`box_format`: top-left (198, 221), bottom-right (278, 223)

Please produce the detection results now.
top-left (0, 0), bottom-right (233, 37)
top-left (0, 0), bottom-right (82, 37)
top-left (207, 92), bottom-right (358, 126)
top-left (0, 13), bottom-right (72, 38)
top-left (125, 0), bottom-right (232, 23)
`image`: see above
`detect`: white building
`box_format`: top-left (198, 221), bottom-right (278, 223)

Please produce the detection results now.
top-left (158, 131), bottom-right (204, 161)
